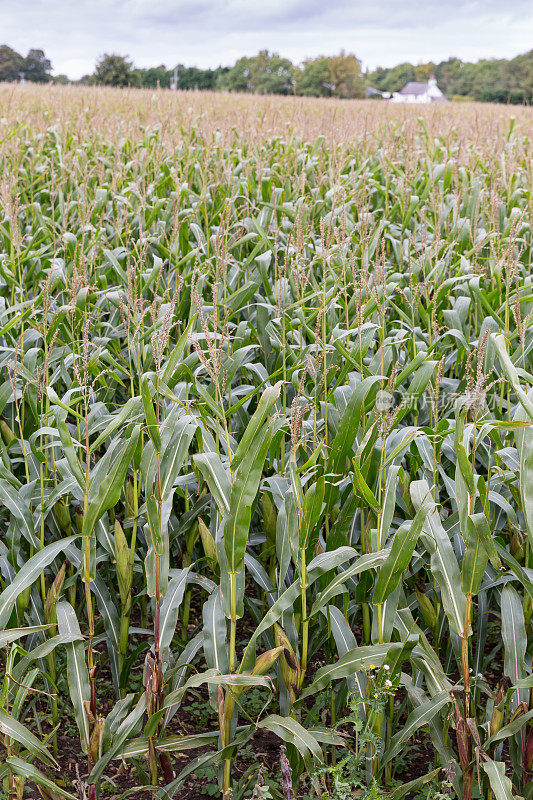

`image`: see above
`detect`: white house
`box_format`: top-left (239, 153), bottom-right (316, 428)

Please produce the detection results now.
top-left (391, 76), bottom-right (447, 104)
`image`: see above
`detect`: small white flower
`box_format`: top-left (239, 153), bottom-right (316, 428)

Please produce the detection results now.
top-left (383, 664), bottom-right (390, 671)
top-left (385, 680), bottom-right (392, 688)
top-left (477, 673), bottom-right (483, 680)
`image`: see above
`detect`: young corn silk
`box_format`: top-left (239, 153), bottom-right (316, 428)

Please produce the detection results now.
top-left (0, 85), bottom-right (532, 800)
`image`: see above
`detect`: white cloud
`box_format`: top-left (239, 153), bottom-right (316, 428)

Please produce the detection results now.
top-left (1, 0), bottom-right (531, 79)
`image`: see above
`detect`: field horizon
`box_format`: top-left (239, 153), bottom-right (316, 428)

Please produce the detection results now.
top-left (2, 81), bottom-right (531, 142)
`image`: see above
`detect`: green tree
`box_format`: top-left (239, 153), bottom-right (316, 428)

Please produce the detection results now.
top-left (369, 62), bottom-right (417, 93)
top-left (434, 58), bottom-right (463, 94)
top-left (368, 50), bottom-right (533, 103)
top-left (0, 44), bottom-right (24, 82)
top-left (414, 62), bottom-right (435, 81)
top-left (328, 51), bottom-right (364, 98)
top-left (173, 64), bottom-right (218, 90)
top-left (93, 54), bottom-right (140, 87)
top-left (23, 49), bottom-right (52, 82)
top-left (222, 56), bottom-right (254, 92)
top-left (138, 65), bottom-right (171, 88)
top-left (250, 50), bottom-right (294, 94)
top-left (296, 56), bottom-right (332, 97)
top-left (222, 51), bottom-right (294, 95)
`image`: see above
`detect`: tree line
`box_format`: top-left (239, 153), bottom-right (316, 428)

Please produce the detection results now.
top-left (369, 53), bottom-right (533, 104)
top-left (84, 50), bottom-right (367, 99)
top-left (1, 43), bottom-right (531, 103)
top-left (0, 45), bottom-right (52, 83)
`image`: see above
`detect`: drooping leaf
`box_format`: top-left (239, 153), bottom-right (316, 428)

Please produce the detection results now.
top-left (374, 494), bottom-right (431, 604)
top-left (82, 426), bottom-right (140, 537)
top-left (0, 711), bottom-right (56, 767)
top-left (0, 537), bottom-right (78, 630)
top-left (57, 601), bottom-right (91, 752)
top-left (6, 758), bottom-right (77, 800)
top-left (411, 479), bottom-right (467, 636)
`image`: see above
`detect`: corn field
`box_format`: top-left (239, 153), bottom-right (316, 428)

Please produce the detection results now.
top-left (0, 85), bottom-right (532, 800)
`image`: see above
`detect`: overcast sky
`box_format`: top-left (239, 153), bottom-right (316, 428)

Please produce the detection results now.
top-left (2, 0), bottom-right (532, 79)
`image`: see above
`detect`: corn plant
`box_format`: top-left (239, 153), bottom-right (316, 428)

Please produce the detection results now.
top-left (0, 85), bottom-right (532, 800)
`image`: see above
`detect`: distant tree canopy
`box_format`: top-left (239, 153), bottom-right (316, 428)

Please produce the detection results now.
top-left (219, 50), bottom-right (295, 94)
top-left (134, 63), bottom-right (229, 90)
top-left (93, 54), bottom-right (140, 87)
top-left (296, 56), bottom-right (332, 97)
top-left (24, 49), bottom-right (52, 82)
top-left (0, 45), bottom-right (24, 81)
top-left (328, 51), bottom-right (365, 98)
top-left (368, 50), bottom-right (533, 104)
top-left (135, 64), bottom-right (169, 88)
top-left (1, 42), bottom-right (531, 104)
top-left (296, 52), bottom-right (365, 98)
top-left (0, 45), bottom-right (52, 82)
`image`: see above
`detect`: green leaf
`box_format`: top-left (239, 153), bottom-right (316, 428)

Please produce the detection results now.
top-left (12, 634), bottom-right (82, 682)
top-left (352, 430), bottom-right (381, 513)
top-left (0, 711), bottom-right (56, 767)
top-left (159, 568), bottom-right (191, 651)
top-left (147, 670), bottom-right (272, 734)
top-left (395, 360), bottom-right (438, 422)
top-left (492, 334), bottom-right (533, 420)
top-left (89, 695), bottom-right (147, 783)
top-left (257, 715), bottom-right (324, 762)
top-left (153, 727), bottom-right (254, 799)
top-left (310, 549), bottom-right (389, 617)
top-left (484, 708), bottom-right (533, 750)
top-left (377, 464), bottom-right (401, 547)
top-left (202, 587), bottom-right (229, 675)
top-left (162, 317), bottom-right (196, 385)
top-left (514, 388), bottom-right (533, 544)
top-left (118, 730), bottom-right (219, 759)
top-left (82, 426), bottom-right (140, 537)
top-left (224, 418), bottom-right (274, 576)
top-left (0, 537), bottom-right (78, 630)
top-left (57, 601), bottom-right (91, 752)
top-left (0, 478), bottom-right (40, 548)
top-left (193, 451), bottom-right (231, 515)
top-left (298, 643), bottom-right (405, 702)
top-left (0, 624), bottom-right (54, 647)
top-left (461, 513), bottom-right (495, 596)
top-left (90, 396), bottom-right (143, 452)
top-left (159, 416), bottom-right (197, 500)
top-left (411, 479), bottom-right (467, 636)
top-left (381, 692), bottom-right (451, 766)
top-left (240, 548), bottom-right (360, 674)
top-left (146, 493), bottom-right (163, 555)
top-left (388, 769), bottom-right (442, 800)
top-left (299, 476), bottom-right (325, 549)
top-left (501, 584), bottom-right (527, 709)
top-left (374, 494), bottom-right (431, 604)
top-left (141, 375), bottom-right (162, 452)
top-left (482, 760), bottom-right (522, 800)
top-left (458, 435), bottom-right (476, 489)
top-left (326, 375), bottom-right (383, 479)
top-left (54, 411), bottom-right (86, 490)
top-left (6, 758), bottom-right (78, 799)
top-left (230, 382), bottom-right (281, 472)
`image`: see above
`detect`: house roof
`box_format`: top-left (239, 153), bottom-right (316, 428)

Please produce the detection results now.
top-left (399, 82), bottom-right (429, 95)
